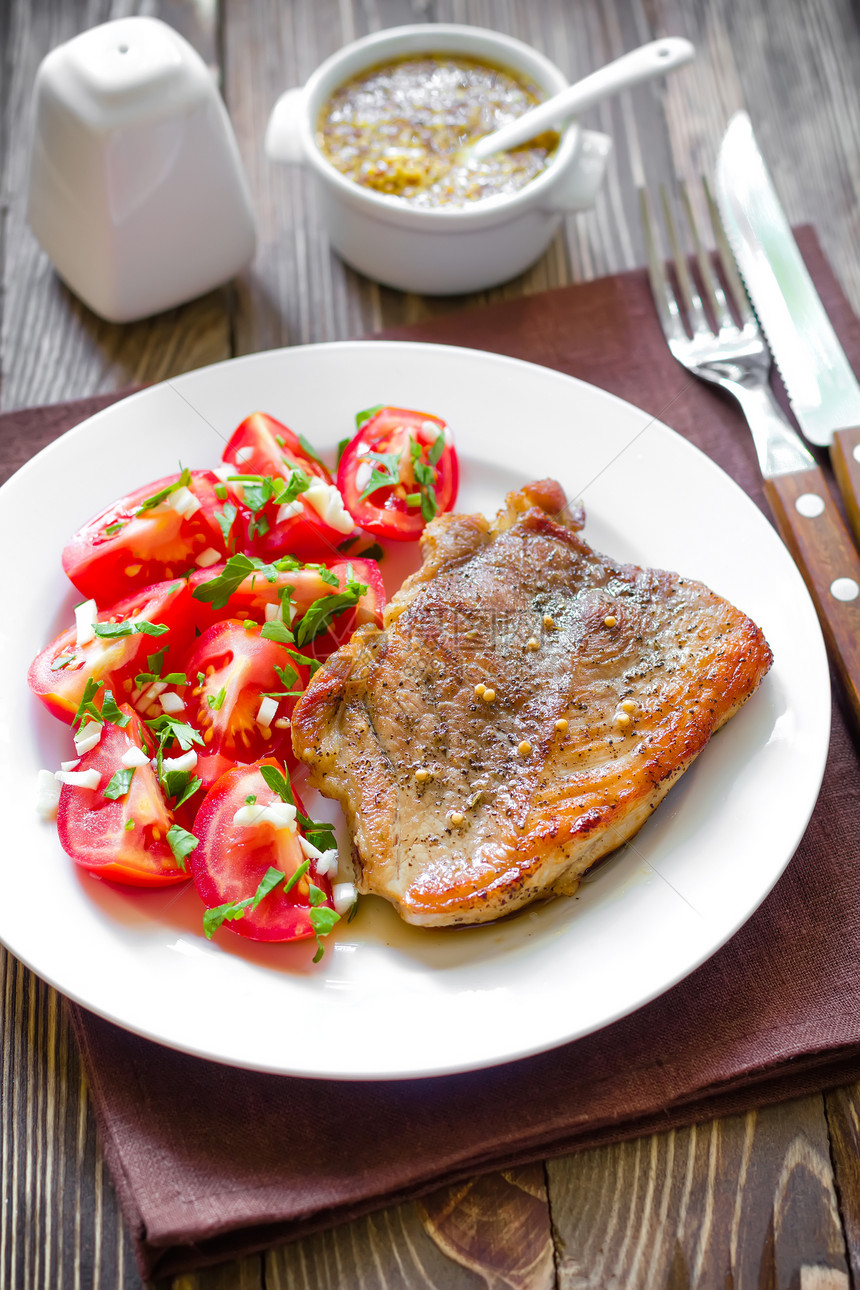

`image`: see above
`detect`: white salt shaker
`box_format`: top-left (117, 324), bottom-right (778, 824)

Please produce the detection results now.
top-left (27, 17), bottom-right (256, 323)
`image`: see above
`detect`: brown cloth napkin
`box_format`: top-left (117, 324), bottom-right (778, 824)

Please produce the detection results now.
top-left (7, 228), bottom-right (859, 1279)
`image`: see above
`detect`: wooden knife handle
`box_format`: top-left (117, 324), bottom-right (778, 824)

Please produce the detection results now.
top-left (764, 465), bottom-right (860, 728)
top-left (830, 426), bottom-right (860, 546)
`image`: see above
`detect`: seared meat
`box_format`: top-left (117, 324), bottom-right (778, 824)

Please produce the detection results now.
top-left (292, 480), bottom-right (772, 927)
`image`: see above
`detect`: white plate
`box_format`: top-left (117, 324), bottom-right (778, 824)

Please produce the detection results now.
top-left (1, 342), bottom-right (829, 1080)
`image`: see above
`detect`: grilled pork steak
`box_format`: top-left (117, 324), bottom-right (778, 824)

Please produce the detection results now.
top-left (292, 480), bottom-right (773, 927)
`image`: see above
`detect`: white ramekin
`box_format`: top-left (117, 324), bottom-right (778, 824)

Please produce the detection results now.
top-left (265, 24), bottom-right (612, 294)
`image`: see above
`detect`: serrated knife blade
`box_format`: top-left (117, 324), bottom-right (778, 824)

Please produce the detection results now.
top-left (716, 112), bottom-right (860, 445)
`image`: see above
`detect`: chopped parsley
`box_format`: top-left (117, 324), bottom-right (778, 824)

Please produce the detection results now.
top-left (192, 552), bottom-right (288, 610)
top-left (72, 678), bottom-right (103, 729)
top-left (93, 619), bottom-right (168, 640)
top-left (146, 714), bottom-right (205, 752)
top-left (203, 865), bottom-right (291, 938)
top-left (309, 898), bottom-right (341, 963)
top-left (300, 817), bottom-right (337, 854)
top-left (271, 662), bottom-right (299, 694)
top-left (409, 434), bottom-right (443, 523)
top-left (295, 579), bottom-right (368, 647)
top-left (273, 469), bottom-right (312, 508)
top-left (103, 767), bottom-right (134, 800)
top-left (233, 474), bottom-right (276, 515)
top-left (259, 762), bottom-right (294, 806)
top-left (207, 687), bottom-right (226, 711)
top-left (166, 823), bottom-right (198, 872)
top-left (260, 619), bottom-right (293, 644)
top-left (359, 449), bottom-right (402, 502)
top-left (282, 859), bottom-right (311, 895)
top-left (214, 501), bottom-right (238, 545)
top-left (134, 648), bottom-right (166, 687)
top-left (312, 565), bottom-right (340, 588)
top-left (136, 467), bottom-right (193, 515)
top-left (261, 764), bottom-right (337, 852)
top-left (355, 404), bottom-right (383, 430)
top-left (298, 434), bottom-right (324, 466)
top-left (101, 690), bottom-right (131, 727)
top-left (161, 768), bottom-right (202, 811)
top-left (133, 650), bottom-right (188, 687)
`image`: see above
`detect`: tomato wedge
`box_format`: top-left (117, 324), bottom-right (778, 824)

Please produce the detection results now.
top-left (337, 406), bottom-right (458, 540)
top-left (191, 761), bottom-right (337, 944)
top-left (56, 708), bottom-right (188, 887)
top-left (184, 621), bottom-right (309, 766)
top-left (221, 412), bottom-right (352, 562)
top-left (62, 470), bottom-right (228, 603)
top-left (243, 491), bottom-right (355, 564)
top-left (188, 556), bottom-right (385, 656)
top-left (28, 579), bottom-right (193, 724)
top-left (222, 411), bottom-right (332, 484)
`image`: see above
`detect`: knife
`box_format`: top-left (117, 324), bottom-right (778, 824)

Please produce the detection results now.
top-left (715, 112), bottom-right (860, 725)
top-left (716, 111), bottom-right (860, 543)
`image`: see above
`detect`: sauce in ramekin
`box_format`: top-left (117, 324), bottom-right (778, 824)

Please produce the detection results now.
top-left (316, 55), bottom-right (559, 208)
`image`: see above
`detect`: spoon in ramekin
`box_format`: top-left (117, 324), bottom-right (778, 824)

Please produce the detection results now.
top-left (468, 37), bottom-right (695, 162)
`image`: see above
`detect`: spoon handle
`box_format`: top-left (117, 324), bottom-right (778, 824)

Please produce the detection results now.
top-left (471, 37), bottom-right (695, 161)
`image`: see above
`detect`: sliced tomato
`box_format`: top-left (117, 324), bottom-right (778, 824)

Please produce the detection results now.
top-left (28, 580), bottom-right (193, 725)
top-left (337, 406), bottom-right (458, 540)
top-left (191, 761), bottom-right (335, 943)
top-left (62, 470), bottom-right (228, 603)
top-left (221, 414), bottom-right (358, 561)
top-left (188, 556), bottom-right (385, 656)
top-left (56, 708), bottom-right (187, 887)
top-left (245, 499), bottom-right (354, 563)
top-left (218, 474), bottom-right (355, 565)
top-left (222, 411), bottom-right (332, 484)
top-left (183, 621), bottom-right (309, 765)
top-left (236, 476), bottom-right (356, 564)
top-left (193, 750), bottom-right (237, 797)
top-left (301, 558), bottom-right (386, 657)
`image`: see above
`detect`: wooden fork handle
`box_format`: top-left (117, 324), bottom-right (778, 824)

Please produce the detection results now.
top-left (765, 465), bottom-right (860, 728)
top-left (830, 426), bottom-right (860, 547)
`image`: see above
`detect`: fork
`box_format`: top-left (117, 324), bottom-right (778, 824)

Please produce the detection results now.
top-left (641, 176), bottom-right (860, 728)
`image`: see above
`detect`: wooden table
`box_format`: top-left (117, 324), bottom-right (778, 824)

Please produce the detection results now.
top-left (3, 2), bottom-right (860, 1286)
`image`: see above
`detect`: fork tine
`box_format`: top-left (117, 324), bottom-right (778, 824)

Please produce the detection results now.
top-left (678, 178), bottom-right (735, 333)
top-left (659, 183), bottom-right (711, 337)
top-left (639, 185), bottom-right (688, 345)
top-left (702, 174), bottom-right (756, 329)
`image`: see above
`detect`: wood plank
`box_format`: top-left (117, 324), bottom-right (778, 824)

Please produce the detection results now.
top-left (824, 1081), bottom-right (860, 1285)
top-left (0, 957), bottom-right (141, 1289)
top-left (547, 1097), bottom-right (849, 1290)
top-left (652, 0), bottom-right (860, 313)
top-left (266, 1164), bottom-right (553, 1289)
top-left (222, 0), bottom-right (405, 353)
top-left (164, 1256), bottom-right (264, 1290)
top-left (417, 1165), bottom-right (555, 1288)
